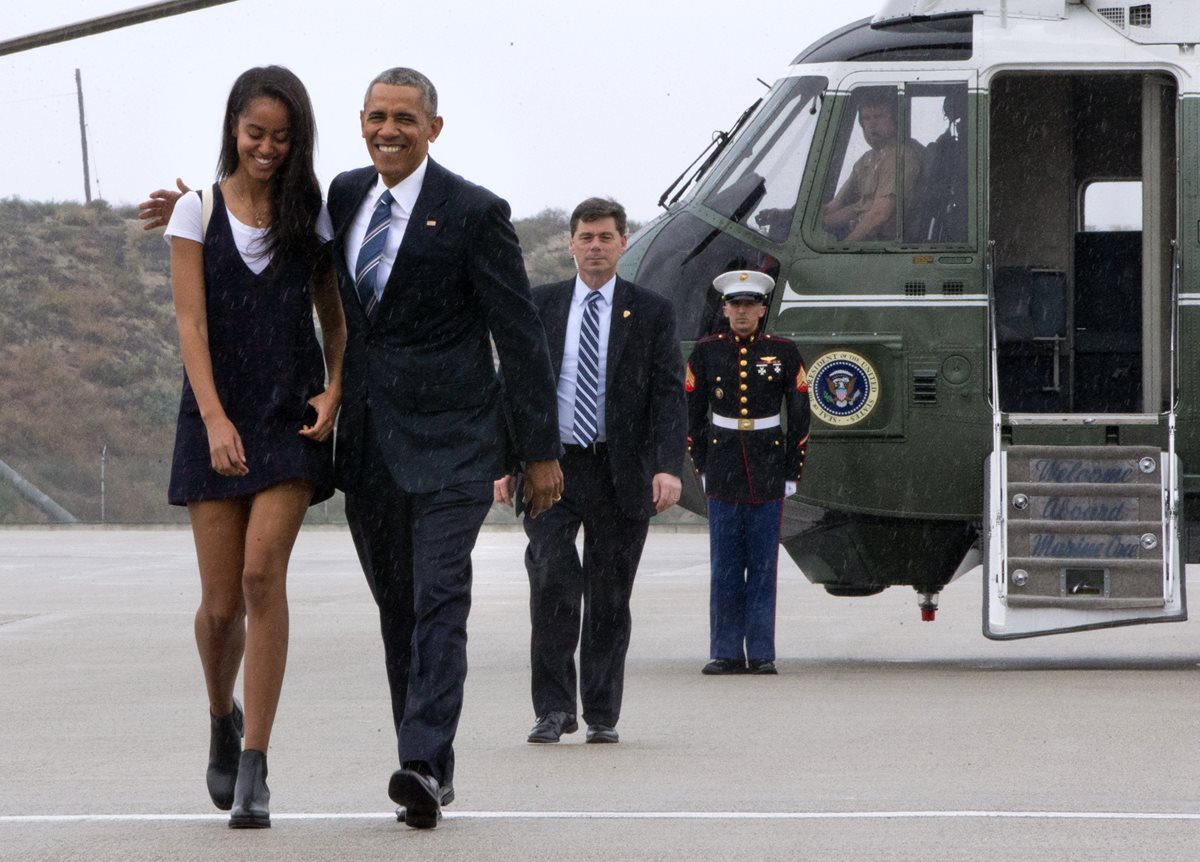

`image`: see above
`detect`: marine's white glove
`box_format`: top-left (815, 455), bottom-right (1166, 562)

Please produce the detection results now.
top-left (784, 481), bottom-right (797, 497)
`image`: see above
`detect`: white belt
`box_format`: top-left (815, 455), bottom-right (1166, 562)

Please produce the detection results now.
top-left (712, 413), bottom-right (780, 431)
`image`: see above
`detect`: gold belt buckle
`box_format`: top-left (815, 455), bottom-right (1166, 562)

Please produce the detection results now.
top-left (737, 417), bottom-right (755, 431)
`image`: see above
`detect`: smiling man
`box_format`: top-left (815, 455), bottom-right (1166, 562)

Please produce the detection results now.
top-left (326, 67), bottom-right (562, 830)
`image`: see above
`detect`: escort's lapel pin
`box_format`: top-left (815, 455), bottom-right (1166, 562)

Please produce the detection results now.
top-left (426, 219), bottom-right (437, 227)
top-left (622, 309), bottom-right (631, 318)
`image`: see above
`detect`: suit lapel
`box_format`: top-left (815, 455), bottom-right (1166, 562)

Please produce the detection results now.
top-left (373, 159), bottom-right (452, 318)
top-left (333, 168), bottom-right (379, 328)
top-left (332, 167), bottom-right (377, 264)
top-left (605, 278), bottom-right (634, 391)
top-left (543, 281), bottom-right (573, 376)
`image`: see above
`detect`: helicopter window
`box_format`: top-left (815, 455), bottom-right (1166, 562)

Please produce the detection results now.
top-left (903, 83), bottom-right (970, 244)
top-left (632, 211), bottom-right (781, 342)
top-left (819, 85), bottom-right (923, 244)
top-left (1082, 181), bottom-right (1143, 232)
top-left (704, 76), bottom-right (827, 243)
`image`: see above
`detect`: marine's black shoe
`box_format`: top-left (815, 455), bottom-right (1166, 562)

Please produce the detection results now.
top-left (701, 658), bottom-right (747, 675)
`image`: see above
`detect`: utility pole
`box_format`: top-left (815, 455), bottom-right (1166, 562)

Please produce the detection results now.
top-left (75, 68), bottom-right (91, 203)
top-left (100, 444), bottom-right (107, 523)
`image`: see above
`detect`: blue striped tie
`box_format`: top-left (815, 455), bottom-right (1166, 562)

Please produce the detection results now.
top-left (354, 189), bottom-right (394, 317)
top-left (572, 291), bottom-right (602, 447)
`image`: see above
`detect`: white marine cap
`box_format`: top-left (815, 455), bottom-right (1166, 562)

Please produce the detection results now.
top-left (713, 269), bottom-right (775, 302)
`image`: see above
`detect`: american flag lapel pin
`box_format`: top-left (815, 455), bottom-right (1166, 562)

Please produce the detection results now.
top-left (426, 219), bottom-right (437, 227)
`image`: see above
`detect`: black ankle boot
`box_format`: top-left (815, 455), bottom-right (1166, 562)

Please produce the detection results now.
top-left (229, 749), bottom-right (270, 828)
top-left (206, 699), bottom-right (243, 810)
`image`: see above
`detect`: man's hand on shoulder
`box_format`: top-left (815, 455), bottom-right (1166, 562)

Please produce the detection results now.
top-left (137, 178), bottom-right (190, 230)
top-left (522, 459), bottom-right (563, 518)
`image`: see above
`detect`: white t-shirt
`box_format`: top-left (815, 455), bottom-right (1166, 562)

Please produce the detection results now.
top-left (164, 188), bottom-right (334, 275)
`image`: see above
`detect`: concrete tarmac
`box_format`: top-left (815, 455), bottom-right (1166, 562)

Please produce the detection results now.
top-left (2, 527), bottom-right (1199, 861)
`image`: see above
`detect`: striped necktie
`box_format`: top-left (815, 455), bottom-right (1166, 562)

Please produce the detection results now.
top-left (354, 189), bottom-right (394, 317)
top-left (572, 290), bottom-right (603, 447)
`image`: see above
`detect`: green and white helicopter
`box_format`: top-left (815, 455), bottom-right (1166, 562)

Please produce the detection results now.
top-left (620, 0), bottom-right (1200, 638)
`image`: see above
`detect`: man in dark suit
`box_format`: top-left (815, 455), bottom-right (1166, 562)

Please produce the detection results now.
top-left (327, 68), bottom-right (562, 829)
top-left (496, 197), bottom-right (686, 746)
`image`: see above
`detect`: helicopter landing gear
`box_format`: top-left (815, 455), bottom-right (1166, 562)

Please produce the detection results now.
top-left (917, 591), bottom-right (939, 622)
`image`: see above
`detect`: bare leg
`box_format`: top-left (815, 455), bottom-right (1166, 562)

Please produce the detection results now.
top-left (189, 498), bottom-right (251, 717)
top-left (239, 480), bottom-right (312, 752)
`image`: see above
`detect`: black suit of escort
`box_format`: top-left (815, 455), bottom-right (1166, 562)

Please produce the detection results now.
top-left (328, 158), bottom-right (560, 787)
top-left (520, 276), bottom-right (686, 730)
top-left (686, 330), bottom-right (810, 501)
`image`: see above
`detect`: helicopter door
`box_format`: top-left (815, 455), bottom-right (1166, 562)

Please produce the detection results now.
top-left (984, 72), bottom-right (1183, 638)
top-left (989, 72), bottom-right (1175, 415)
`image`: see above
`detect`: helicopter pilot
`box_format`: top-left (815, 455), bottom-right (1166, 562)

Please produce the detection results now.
top-left (685, 270), bottom-right (810, 675)
top-left (822, 87), bottom-right (924, 242)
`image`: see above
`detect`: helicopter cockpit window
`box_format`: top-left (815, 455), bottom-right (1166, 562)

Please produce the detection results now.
top-left (819, 86), bottom-right (922, 244)
top-left (704, 76), bottom-right (827, 243)
top-left (817, 82), bottom-right (970, 247)
top-left (903, 82), bottom-right (970, 244)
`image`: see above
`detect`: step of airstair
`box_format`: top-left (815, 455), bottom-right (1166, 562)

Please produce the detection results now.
top-left (1000, 445), bottom-right (1166, 609)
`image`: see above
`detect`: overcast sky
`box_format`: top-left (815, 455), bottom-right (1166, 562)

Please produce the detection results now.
top-left (1, 0), bottom-right (884, 221)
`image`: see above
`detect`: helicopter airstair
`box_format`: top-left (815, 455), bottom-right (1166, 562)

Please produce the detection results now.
top-left (982, 248), bottom-right (1185, 638)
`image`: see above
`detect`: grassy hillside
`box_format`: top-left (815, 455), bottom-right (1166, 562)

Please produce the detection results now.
top-left (0, 198), bottom-right (583, 524)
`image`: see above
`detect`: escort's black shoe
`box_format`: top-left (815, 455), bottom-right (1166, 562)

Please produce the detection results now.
top-left (527, 711), bottom-right (579, 743)
top-left (389, 763), bottom-right (442, 829)
top-left (395, 783), bottom-right (454, 821)
top-left (228, 749), bottom-right (270, 828)
top-left (585, 724), bottom-right (619, 744)
top-left (748, 660), bottom-right (778, 675)
top-left (207, 698), bottom-right (244, 810)
top-left (702, 659), bottom-right (747, 675)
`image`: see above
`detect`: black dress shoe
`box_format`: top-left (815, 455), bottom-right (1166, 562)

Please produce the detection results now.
top-left (228, 749), bottom-right (270, 828)
top-left (389, 764), bottom-right (442, 829)
top-left (748, 660), bottom-right (778, 675)
top-left (206, 698), bottom-right (243, 810)
top-left (527, 711), bottom-right (578, 743)
top-left (585, 724), bottom-right (619, 744)
top-left (702, 658), bottom-right (747, 675)
top-left (395, 783), bottom-right (454, 821)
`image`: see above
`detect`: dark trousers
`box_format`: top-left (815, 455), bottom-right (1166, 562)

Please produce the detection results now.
top-left (344, 425), bottom-right (491, 787)
top-left (706, 497), bottom-right (783, 662)
top-left (524, 446), bottom-right (650, 727)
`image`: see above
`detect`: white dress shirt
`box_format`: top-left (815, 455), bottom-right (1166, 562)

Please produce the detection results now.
top-left (557, 275), bottom-right (615, 444)
top-left (343, 157), bottom-right (429, 291)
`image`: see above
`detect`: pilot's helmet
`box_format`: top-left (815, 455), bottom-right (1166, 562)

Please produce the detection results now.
top-left (713, 270), bottom-right (775, 303)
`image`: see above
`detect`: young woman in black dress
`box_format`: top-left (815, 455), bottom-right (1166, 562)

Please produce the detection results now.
top-left (164, 66), bottom-right (345, 828)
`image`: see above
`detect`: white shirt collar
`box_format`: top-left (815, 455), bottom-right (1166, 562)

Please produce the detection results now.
top-left (373, 156), bottom-right (428, 214)
top-left (573, 274), bottom-right (616, 307)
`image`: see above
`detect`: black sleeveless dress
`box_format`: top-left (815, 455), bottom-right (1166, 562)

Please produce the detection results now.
top-left (168, 186), bottom-right (334, 506)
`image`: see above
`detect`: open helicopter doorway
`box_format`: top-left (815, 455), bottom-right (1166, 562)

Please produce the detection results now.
top-left (988, 72), bottom-right (1176, 415)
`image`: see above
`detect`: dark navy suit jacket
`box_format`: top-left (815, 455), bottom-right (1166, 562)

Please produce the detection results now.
top-left (529, 277), bottom-right (687, 519)
top-left (327, 158), bottom-right (561, 493)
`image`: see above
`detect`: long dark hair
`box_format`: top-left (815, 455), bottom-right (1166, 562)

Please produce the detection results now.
top-left (216, 66), bottom-right (322, 266)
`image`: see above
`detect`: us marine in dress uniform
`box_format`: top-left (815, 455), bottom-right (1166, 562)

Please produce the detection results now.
top-left (686, 270), bottom-right (810, 675)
